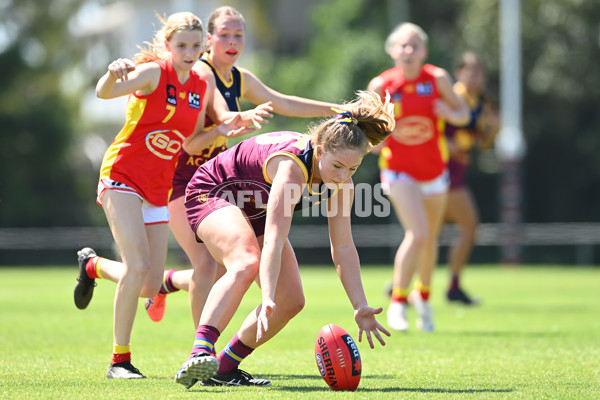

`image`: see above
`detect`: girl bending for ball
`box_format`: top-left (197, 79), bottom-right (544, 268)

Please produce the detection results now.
top-left (144, 5), bottom-right (343, 328)
top-left (174, 90), bottom-right (392, 388)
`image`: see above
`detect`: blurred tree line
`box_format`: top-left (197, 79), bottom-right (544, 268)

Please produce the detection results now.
top-left (1, 0), bottom-right (599, 230)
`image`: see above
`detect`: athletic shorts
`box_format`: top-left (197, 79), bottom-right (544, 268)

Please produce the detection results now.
top-left (97, 179), bottom-right (169, 225)
top-left (380, 169), bottom-right (449, 197)
top-left (185, 181), bottom-right (267, 243)
top-left (170, 177), bottom-right (187, 203)
top-left (448, 159), bottom-right (467, 190)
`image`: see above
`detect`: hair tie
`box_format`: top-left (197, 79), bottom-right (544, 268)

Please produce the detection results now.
top-left (331, 107), bottom-right (358, 125)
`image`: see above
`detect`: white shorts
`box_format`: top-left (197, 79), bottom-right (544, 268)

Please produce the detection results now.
top-left (380, 169), bottom-right (449, 197)
top-left (97, 179), bottom-right (169, 225)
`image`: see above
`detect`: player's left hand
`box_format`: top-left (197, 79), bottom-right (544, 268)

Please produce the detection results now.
top-left (240, 101), bottom-right (274, 130)
top-left (354, 306), bottom-right (391, 348)
top-left (256, 299), bottom-right (276, 343)
top-left (219, 114), bottom-right (260, 137)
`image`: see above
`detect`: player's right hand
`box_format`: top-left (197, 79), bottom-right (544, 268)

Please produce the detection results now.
top-left (256, 299), bottom-right (276, 343)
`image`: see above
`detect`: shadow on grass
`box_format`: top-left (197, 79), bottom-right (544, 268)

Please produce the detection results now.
top-left (272, 386), bottom-right (513, 393)
top-left (177, 374), bottom-right (513, 394)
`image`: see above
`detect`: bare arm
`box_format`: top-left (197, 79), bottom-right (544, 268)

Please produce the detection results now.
top-left (96, 59), bottom-right (160, 99)
top-left (183, 66), bottom-right (272, 154)
top-left (241, 68), bottom-right (338, 117)
top-left (366, 76), bottom-right (384, 97)
top-left (434, 69), bottom-right (470, 126)
top-left (327, 182), bottom-right (390, 348)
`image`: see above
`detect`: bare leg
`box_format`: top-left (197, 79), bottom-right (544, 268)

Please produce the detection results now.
top-left (101, 190), bottom-right (167, 347)
top-left (196, 206), bottom-right (261, 332)
top-left (387, 180), bottom-right (429, 291)
top-left (416, 193), bottom-right (447, 288)
top-left (236, 239), bottom-right (304, 348)
top-left (445, 187), bottom-right (479, 278)
top-left (169, 196), bottom-right (219, 327)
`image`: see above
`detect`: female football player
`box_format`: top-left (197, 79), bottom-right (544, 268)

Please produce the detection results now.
top-left (174, 90), bottom-right (392, 388)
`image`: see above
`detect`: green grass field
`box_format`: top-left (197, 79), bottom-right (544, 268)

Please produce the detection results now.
top-left (1, 264), bottom-right (599, 399)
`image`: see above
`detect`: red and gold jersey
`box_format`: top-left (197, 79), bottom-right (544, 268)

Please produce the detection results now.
top-left (377, 64), bottom-right (448, 181)
top-left (99, 59), bottom-right (207, 206)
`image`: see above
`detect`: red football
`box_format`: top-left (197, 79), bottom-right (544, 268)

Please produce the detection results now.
top-left (314, 323), bottom-right (362, 391)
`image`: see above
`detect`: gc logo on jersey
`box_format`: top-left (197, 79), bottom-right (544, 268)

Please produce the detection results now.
top-left (393, 115), bottom-right (434, 145)
top-left (145, 129), bottom-right (185, 160)
top-left (166, 84), bottom-right (177, 105)
top-left (188, 92), bottom-right (200, 109)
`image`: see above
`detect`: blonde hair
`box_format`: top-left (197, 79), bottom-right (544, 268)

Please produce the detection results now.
top-left (206, 6), bottom-right (245, 35)
top-left (133, 12), bottom-right (204, 64)
top-left (308, 91), bottom-right (395, 154)
top-left (385, 22), bottom-right (428, 55)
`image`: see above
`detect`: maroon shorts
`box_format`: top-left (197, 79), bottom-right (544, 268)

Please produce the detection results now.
top-left (170, 176), bottom-right (187, 202)
top-left (185, 181), bottom-right (267, 243)
top-left (448, 159), bottom-right (468, 190)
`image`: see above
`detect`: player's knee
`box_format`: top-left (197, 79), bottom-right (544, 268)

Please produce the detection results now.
top-left (228, 256), bottom-right (260, 285)
top-left (281, 292), bottom-right (305, 319)
top-left (407, 229), bottom-right (429, 248)
top-left (124, 260), bottom-right (150, 281)
top-left (463, 219), bottom-right (479, 238)
top-left (139, 285), bottom-right (160, 298)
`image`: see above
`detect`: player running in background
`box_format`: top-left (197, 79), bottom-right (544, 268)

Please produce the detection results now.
top-left (173, 91), bottom-right (392, 389)
top-left (367, 23), bottom-right (469, 332)
top-left (72, 12), bottom-right (267, 379)
top-left (144, 5), bottom-right (342, 327)
top-left (444, 51), bottom-right (499, 305)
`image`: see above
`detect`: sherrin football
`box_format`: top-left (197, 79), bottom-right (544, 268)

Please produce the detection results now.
top-left (314, 323), bottom-right (362, 391)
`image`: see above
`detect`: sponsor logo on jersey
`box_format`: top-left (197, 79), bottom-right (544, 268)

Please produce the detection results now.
top-left (188, 92), bottom-right (200, 109)
top-left (167, 84), bottom-right (177, 105)
top-left (416, 81), bottom-right (434, 96)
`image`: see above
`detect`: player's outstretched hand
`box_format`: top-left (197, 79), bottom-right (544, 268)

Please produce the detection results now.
top-left (108, 58), bottom-right (136, 82)
top-left (256, 299), bottom-right (276, 343)
top-left (354, 306), bottom-right (391, 348)
top-left (240, 101), bottom-right (274, 130)
top-left (221, 114), bottom-right (259, 137)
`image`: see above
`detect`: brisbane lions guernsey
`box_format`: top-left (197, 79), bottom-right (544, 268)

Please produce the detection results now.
top-left (378, 64), bottom-right (448, 181)
top-left (99, 59), bottom-right (207, 206)
top-left (445, 80), bottom-right (494, 188)
top-left (171, 56), bottom-right (244, 201)
top-left (185, 131), bottom-right (336, 219)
